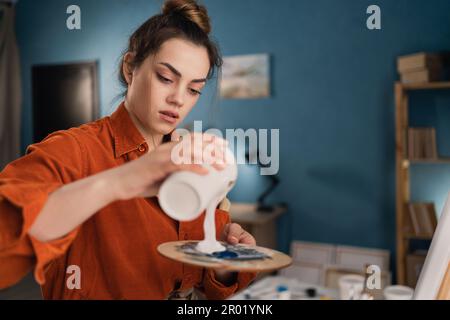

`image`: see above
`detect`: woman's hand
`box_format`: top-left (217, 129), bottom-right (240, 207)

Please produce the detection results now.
top-left (110, 132), bottom-right (229, 201)
top-left (213, 223), bottom-right (256, 286)
top-left (219, 223), bottom-right (256, 246)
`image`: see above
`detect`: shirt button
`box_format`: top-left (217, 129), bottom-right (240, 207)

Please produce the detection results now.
top-left (138, 144), bottom-right (146, 152)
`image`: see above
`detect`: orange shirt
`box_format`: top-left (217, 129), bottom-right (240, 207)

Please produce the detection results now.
top-left (0, 102), bottom-right (256, 299)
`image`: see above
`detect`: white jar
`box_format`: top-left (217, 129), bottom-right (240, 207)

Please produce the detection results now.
top-left (383, 285), bottom-right (414, 300)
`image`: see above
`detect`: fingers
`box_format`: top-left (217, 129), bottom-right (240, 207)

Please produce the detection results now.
top-left (177, 163), bottom-right (209, 175)
top-left (202, 141), bottom-right (227, 170)
top-left (169, 132), bottom-right (231, 172)
top-left (223, 223), bottom-right (256, 246)
top-left (170, 130), bottom-right (181, 142)
top-left (222, 222), bottom-right (231, 236)
top-left (238, 231), bottom-right (256, 246)
top-left (135, 133), bottom-right (231, 199)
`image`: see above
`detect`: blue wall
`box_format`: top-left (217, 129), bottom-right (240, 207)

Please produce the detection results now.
top-left (15, 1), bottom-right (450, 261)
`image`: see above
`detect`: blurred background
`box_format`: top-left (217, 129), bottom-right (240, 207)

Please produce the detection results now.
top-left (1, 0), bottom-right (450, 299)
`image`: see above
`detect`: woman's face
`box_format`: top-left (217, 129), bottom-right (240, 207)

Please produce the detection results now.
top-left (123, 38), bottom-right (210, 137)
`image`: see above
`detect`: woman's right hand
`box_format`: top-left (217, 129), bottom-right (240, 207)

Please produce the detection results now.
top-left (110, 132), bottom-right (229, 201)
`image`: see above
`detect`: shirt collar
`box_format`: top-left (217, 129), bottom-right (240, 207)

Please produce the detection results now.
top-left (110, 101), bottom-right (147, 158)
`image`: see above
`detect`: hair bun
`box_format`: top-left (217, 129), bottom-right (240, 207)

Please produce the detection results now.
top-left (162, 0), bottom-right (211, 35)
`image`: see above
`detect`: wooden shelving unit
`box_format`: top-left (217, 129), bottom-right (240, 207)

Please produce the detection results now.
top-left (395, 81), bottom-right (450, 285)
top-left (408, 158), bottom-right (450, 164)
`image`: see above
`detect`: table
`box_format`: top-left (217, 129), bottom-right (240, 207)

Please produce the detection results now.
top-left (229, 203), bottom-right (286, 250)
top-left (229, 275), bottom-right (339, 300)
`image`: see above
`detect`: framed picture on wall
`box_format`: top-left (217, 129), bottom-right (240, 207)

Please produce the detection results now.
top-left (219, 53), bottom-right (270, 99)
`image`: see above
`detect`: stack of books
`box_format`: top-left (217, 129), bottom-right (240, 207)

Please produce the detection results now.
top-left (407, 127), bottom-right (438, 160)
top-left (397, 52), bottom-right (445, 84)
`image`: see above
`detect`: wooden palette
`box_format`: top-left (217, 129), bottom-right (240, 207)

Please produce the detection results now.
top-left (157, 240), bottom-right (293, 272)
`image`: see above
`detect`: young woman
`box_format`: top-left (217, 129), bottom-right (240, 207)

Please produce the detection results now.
top-left (0, 0), bottom-right (256, 299)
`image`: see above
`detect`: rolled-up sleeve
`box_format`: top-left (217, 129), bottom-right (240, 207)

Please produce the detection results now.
top-left (0, 130), bottom-right (84, 289)
top-left (200, 209), bottom-right (258, 300)
top-left (203, 268), bottom-right (257, 300)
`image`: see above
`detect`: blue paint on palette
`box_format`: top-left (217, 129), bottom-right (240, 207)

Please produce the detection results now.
top-left (212, 250), bottom-right (239, 259)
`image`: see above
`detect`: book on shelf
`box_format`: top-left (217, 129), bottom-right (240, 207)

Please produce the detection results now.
top-left (397, 52), bottom-right (442, 73)
top-left (400, 68), bottom-right (443, 84)
top-left (407, 127), bottom-right (438, 160)
top-left (406, 202), bottom-right (438, 237)
top-left (397, 52), bottom-right (450, 84)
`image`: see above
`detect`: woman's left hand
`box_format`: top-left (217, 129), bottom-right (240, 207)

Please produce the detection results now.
top-left (213, 223), bottom-right (256, 286)
top-left (219, 223), bottom-right (256, 246)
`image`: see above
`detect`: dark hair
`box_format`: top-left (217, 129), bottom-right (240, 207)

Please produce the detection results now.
top-left (118, 0), bottom-right (222, 98)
